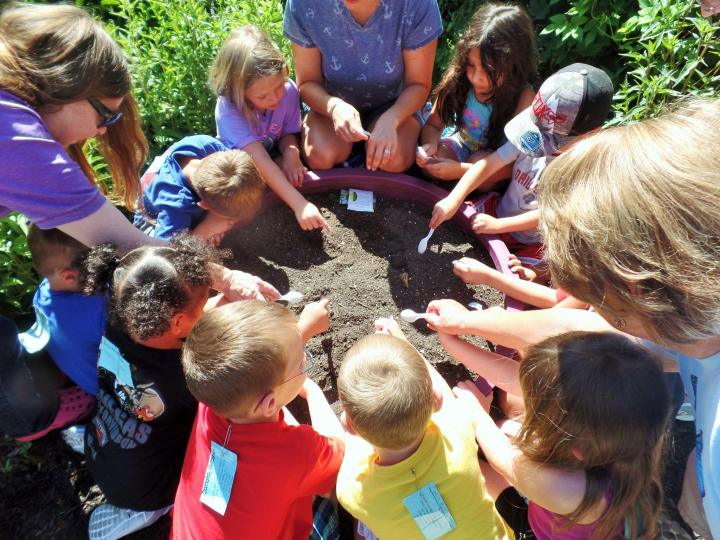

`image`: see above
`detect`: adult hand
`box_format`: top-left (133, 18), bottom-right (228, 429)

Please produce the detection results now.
top-left (281, 150), bottom-right (308, 188)
top-left (471, 213), bottom-right (500, 234)
top-left (422, 156), bottom-right (461, 180)
top-left (294, 201), bottom-right (330, 231)
top-left (217, 267), bottom-right (280, 301)
top-left (299, 298), bottom-right (331, 339)
top-left (430, 196), bottom-right (461, 229)
top-left (425, 299), bottom-right (469, 334)
top-left (366, 111), bottom-right (399, 171)
top-left (330, 99), bottom-right (368, 143)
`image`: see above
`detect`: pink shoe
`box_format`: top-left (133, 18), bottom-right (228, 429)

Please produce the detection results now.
top-left (16, 386), bottom-right (95, 442)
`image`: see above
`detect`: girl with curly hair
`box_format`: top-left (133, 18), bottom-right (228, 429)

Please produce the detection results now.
top-left (80, 235), bottom-right (220, 539)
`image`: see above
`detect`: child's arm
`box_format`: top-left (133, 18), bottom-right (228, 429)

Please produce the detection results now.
top-left (438, 333), bottom-right (521, 396)
top-left (278, 133), bottom-right (308, 188)
top-left (191, 212), bottom-right (235, 245)
top-left (243, 141), bottom-right (329, 231)
top-left (472, 209), bottom-right (539, 235)
top-left (300, 378), bottom-right (345, 441)
top-left (429, 146), bottom-right (516, 229)
top-left (453, 381), bottom-right (587, 516)
top-left (452, 257), bottom-right (560, 308)
top-left (297, 298), bottom-right (330, 342)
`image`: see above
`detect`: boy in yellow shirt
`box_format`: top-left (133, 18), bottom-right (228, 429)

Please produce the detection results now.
top-left (336, 319), bottom-right (512, 540)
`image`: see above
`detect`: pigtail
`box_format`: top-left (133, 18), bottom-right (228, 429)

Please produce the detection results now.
top-left (168, 234), bottom-right (224, 289)
top-left (81, 243), bottom-right (121, 295)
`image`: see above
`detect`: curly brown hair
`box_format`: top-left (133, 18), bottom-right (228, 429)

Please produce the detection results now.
top-left (432, 3), bottom-right (538, 148)
top-left (83, 235), bottom-right (220, 340)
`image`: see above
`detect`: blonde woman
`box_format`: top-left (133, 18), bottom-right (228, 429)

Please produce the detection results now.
top-left (210, 25), bottom-right (328, 230)
top-left (537, 98), bottom-right (720, 539)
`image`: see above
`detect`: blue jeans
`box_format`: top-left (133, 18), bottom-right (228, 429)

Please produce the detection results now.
top-left (0, 315), bottom-right (57, 437)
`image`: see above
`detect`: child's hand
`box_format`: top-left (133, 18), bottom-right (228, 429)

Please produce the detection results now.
top-left (192, 212), bottom-right (236, 244)
top-left (425, 299), bottom-right (469, 334)
top-left (452, 257), bottom-right (494, 285)
top-left (422, 156), bottom-right (461, 180)
top-left (330, 99), bottom-right (367, 143)
top-left (298, 377), bottom-right (321, 400)
top-left (416, 142), bottom-right (438, 166)
top-left (453, 380), bottom-right (492, 414)
top-left (281, 150), bottom-right (308, 188)
top-left (374, 316), bottom-right (408, 342)
top-left (299, 298), bottom-right (330, 340)
top-left (295, 201), bottom-right (330, 231)
top-left (220, 269), bottom-right (281, 302)
top-left (508, 254), bottom-right (538, 282)
top-left (430, 196), bottom-right (461, 229)
top-left (471, 213), bottom-right (501, 234)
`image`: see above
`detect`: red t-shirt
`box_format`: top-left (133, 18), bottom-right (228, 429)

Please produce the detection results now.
top-left (171, 404), bottom-right (343, 540)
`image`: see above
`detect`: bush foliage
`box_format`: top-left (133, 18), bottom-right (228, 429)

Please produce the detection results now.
top-left (2, 0), bottom-right (718, 316)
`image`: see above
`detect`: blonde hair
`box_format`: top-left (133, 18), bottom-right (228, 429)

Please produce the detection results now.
top-left (539, 99), bottom-right (720, 344)
top-left (0, 4), bottom-right (147, 211)
top-left (27, 224), bottom-right (88, 277)
top-left (193, 150), bottom-right (265, 217)
top-left (182, 300), bottom-right (296, 416)
top-left (338, 334), bottom-right (433, 450)
top-left (208, 25), bottom-right (287, 124)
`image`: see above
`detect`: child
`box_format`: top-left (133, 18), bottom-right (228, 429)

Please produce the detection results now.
top-left (209, 25), bottom-right (328, 231)
top-left (416, 3), bottom-right (537, 181)
top-left (336, 318), bottom-right (512, 540)
top-left (450, 331), bottom-right (670, 539)
top-left (9, 227), bottom-right (98, 444)
top-left (171, 299), bottom-right (344, 540)
top-left (133, 137), bottom-right (264, 242)
top-left (430, 63), bottom-right (613, 276)
top-left (82, 235), bottom-right (219, 539)
top-left (27, 226), bottom-right (105, 397)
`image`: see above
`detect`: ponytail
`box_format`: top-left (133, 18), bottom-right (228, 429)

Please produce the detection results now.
top-left (82, 243), bottom-right (121, 295)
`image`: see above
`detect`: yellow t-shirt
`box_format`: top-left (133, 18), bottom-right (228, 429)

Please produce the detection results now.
top-left (337, 402), bottom-right (513, 540)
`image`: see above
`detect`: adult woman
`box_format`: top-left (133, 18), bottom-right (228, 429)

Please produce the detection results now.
top-left (430, 100), bottom-right (720, 538)
top-left (0, 5), bottom-right (277, 442)
top-left (283, 0), bottom-right (441, 172)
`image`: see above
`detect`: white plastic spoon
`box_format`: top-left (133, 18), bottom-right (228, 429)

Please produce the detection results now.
top-left (400, 309), bottom-right (431, 323)
top-left (417, 228), bottom-right (435, 255)
top-left (278, 290), bottom-right (304, 305)
top-left (468, 302), bottom-right (484, 311)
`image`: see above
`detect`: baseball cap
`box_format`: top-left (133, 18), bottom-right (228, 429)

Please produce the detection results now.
top-left (505, 63), bottom-right (614, 157)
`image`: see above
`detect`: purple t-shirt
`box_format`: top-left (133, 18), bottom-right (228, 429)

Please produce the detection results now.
top-left (215, 80), bottom-right (302, 151)
top-left (283, 0), bottom-right (442, 112)
top-left (0, 89), bottom-right (105, 228)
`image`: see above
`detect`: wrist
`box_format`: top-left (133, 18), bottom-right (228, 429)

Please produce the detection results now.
top-left (328, 98), bottom-right (342, 117)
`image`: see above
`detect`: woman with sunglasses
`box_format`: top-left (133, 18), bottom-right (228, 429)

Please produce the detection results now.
top-left (0, 5), bottom-right (278, 445)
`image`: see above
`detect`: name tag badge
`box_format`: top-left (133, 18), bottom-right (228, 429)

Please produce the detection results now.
top-left (402, 481), bottom-right (456, 539)
top-left (200, 441), bottom-right (237, 516)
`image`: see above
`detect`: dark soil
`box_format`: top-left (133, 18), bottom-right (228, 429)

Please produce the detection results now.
top-left (0, 192), bottom-right (696, 539)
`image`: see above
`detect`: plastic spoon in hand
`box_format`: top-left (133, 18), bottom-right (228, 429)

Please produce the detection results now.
top-left (400, 309), bottom-right (431, 323)
top-left (417, 228), bottom-right (435, 255)
top-left (278, 290), bottom-right (304, 305)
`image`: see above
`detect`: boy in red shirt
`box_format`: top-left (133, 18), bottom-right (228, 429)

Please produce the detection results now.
top-left (171, 299), bottom-right (344, 540)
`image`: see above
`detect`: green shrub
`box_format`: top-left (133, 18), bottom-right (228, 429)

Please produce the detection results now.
top-left (106, 0), bottom-right (287, 156)
top-left (0, 214), bottom-right (37, 317)
top-left (612, 0), bottom-right (720, 123)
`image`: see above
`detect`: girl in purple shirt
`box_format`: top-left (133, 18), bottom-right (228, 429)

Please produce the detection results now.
top-left (210, 25), bottom-right (328, 231)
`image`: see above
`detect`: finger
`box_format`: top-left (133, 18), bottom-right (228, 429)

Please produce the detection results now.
top-left (317, 297), bottom-right (330, 309)
top-left (319, 215), bottom-right (331, 231)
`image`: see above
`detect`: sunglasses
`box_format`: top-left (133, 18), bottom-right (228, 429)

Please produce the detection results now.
top-left (276, 348), bottom-right (316, 387)
top-left (87, 97), bottom-right (123, 128)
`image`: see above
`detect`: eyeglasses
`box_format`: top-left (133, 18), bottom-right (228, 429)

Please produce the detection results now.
top-left (87, 97), bottom-right (123, 128)
top-left (276, 348), bottom-right (316, 387)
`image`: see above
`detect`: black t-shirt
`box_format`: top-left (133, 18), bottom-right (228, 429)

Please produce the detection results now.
top-left (84, 323), bottom-right (197, 511)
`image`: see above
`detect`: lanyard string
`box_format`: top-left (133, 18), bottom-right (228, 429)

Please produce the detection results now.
top-left (222, 424), bottom-right (232, 448)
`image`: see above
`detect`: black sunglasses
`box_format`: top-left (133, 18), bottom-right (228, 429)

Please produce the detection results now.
top-left (87, 97), bottom-right (123, 128)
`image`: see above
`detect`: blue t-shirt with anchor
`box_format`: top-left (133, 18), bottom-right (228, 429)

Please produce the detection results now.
top-left (283, 0), bottom-right (442, 112)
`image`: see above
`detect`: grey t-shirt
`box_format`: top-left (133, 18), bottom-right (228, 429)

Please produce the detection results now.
top-left (283, 0), bottom-right (442, 112)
